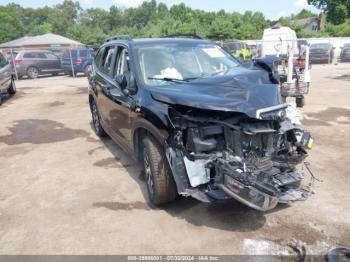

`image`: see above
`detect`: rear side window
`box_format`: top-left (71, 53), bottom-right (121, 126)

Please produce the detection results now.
top-left (62, 49), bottom-right (77, 59)
top-left (78, 50), bottom-right (88, 58)
top-left (23, 52), bottom-right (46, 59)
top-left (23, 52), bottom-right (37, 58)
top-left (37, 53), bottom-right (46, 59)
top-left (45, 53), bottom-right (58, 59)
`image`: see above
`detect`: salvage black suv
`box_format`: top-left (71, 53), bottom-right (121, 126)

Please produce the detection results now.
top-left (88, 35), bottom-right (313, 211)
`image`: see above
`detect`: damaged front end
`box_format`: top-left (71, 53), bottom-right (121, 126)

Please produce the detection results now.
top-left (165, 104), bottom-right (313, 211)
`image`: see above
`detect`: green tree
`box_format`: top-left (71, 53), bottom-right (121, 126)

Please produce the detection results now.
top-left (295, 9), bottom-right (317, 19)
top-left (308, 0), bottom-right (350, 24)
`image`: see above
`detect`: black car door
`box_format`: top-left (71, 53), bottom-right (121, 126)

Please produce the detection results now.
top-left (94, 45), bottom-right (119, 136)
top-left (0, 53), bottom-right (11, 91)
top-left (106, 46), bottom-right (135, 150)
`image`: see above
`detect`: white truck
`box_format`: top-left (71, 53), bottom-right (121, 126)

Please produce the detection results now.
top-left (261, 26), bottom-right (310, 108)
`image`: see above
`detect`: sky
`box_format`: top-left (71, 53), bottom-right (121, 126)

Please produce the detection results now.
top-left (1, 0), bottom-right (320, 20)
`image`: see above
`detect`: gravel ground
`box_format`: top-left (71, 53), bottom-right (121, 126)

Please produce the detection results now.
top-left (0, 64), bottom-right (349, 256)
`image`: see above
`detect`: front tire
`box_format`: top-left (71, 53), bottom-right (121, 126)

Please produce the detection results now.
top-left (91, 100), bottom-right (106, 137)
top-left (296, 96), bottom-right (305, 108)
top-left (142, 136), bottom-right (177, 205)
top-left (27, 66), bottom-right (39, 79)
top-left (8, 77), bottom-right (16, 95)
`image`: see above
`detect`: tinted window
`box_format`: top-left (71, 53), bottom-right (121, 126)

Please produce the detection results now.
top-left (62, 49), bottom-right (77, 59)
top-left (78, 50), bottom-right (88, 57)
top-left (38, 53), bottom-right (46, 59)
top-left (45, 53), bottom-right (58, 59)
top-left (23, 52), bottom-right (37, 58)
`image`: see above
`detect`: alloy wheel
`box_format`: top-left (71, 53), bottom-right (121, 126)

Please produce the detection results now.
top-left (143, 149), bottom-right (154, 197)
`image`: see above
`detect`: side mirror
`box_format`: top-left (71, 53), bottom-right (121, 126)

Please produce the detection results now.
top-left (114, 74), bottom-right (127, 89)
top-left (114, 73), bottom-right (137, 95)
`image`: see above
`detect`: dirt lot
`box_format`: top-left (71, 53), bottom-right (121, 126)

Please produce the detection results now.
top-left (0, 64), bottom-right (349, 256)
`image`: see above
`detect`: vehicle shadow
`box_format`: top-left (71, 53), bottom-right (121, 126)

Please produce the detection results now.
top-left (16, 73), bottom-right (86, 80)
top-left (94, 133), bottom-right (289, 232)
top-left (0, 92), bottom-right (18, 105)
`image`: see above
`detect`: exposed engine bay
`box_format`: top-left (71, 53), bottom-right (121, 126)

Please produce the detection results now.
top-left (165, 104), bottom-right (313, 211)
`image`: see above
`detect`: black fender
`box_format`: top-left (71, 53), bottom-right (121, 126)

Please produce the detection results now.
top-left (131, 116), bottom-right (170, 160)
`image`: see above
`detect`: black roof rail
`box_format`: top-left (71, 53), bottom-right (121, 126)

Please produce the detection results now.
top-left (106, 35), bottom-right (133, 42)
top-left (161, 33), bottom-right (203, 39)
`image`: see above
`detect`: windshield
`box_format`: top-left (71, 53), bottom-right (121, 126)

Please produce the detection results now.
top-left (136, 43), bottom-right (240, 86)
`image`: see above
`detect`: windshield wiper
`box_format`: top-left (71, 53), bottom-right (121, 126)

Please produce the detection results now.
top-left (148, 77), bottom-right (185, 83)
top-left (147, 77), bottom-right (198, 83)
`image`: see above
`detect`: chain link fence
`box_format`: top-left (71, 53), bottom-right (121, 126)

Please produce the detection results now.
top-left (219, 37), bottom-right (350, 65)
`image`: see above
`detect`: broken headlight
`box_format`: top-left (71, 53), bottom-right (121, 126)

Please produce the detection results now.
top-left (260, 108), bottom-right (287, 121)
top-left (295, 130), bottom-right (313, 149)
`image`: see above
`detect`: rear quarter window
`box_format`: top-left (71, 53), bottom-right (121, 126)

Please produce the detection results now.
top-left (23, 52), bottom-right (37, 58)
top-left (62, 49), bottom-right (77, 59)
top-left (78, 50), bottom-right (88, 57)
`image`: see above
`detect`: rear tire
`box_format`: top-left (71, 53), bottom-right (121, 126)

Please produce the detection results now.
top-left (91, 100), bottom-right (106, 137)
top-left (142, 136), bottom-right (177, 205)
top-left (69, 71), bottom-right (76, 77)
top-left (84, 65), bottom-right (91, 77)
top-left (8, 77), bottom-right (16, 95)
top-left (27, 66), bottom-right (39, 79)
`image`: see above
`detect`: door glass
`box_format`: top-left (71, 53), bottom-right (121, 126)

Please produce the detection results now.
top-left (100, 46), bottom-right (116, 75)
top-left (23, 52), bottom-right (36, 59)
top-left (37, 53), bottom-right (46, 59)
top-left (45, 53), bottom-right (58, 59)
top-left (114, 48), bottom-right (130, 78)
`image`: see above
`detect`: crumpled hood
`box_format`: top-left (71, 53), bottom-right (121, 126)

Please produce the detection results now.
top-left (150, 66), bottom-right (283, 118)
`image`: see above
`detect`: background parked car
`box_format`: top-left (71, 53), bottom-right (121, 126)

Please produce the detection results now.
top-left (309, 43), bottom-right (334, 64)
top-left (340, 43), bottom-right (350, 62)
top-left (14, 50), bottom-right (62, 79)
top-left (5, 51), bottom-right (18, 63)
top-left (61, 48), bottom-right (94, 76)
top-left (223, 41), bottom-right (252, 60)
top-left (0, 52), bottom-right (16, 105)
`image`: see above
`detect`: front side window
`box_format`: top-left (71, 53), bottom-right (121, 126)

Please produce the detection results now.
top-left (37, 53), bottom-right (46, 59)
top-left (114, 48), bottom-right (129, 77)
top-left (100, 46), bottom-right (116, 75)
top-left (45, 53), bottom-right (58, 59)
top-left (136, 43), bottom-right (239, 87)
